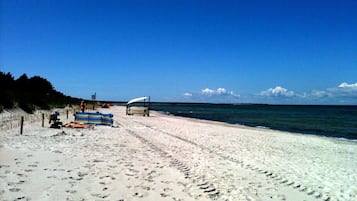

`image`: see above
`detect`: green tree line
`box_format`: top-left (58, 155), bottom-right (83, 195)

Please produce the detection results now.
top-left (0, 71), bottom-right (81, 113)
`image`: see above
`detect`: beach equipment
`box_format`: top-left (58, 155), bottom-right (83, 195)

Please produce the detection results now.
top-left (101, 103), bottom-right (111, 108)
top-left (49, 111), bottom-right (62, 129)
top-left (126, 96), bottom-right (150, 116)
top-left (64, 121), bottom-right (94, 129)
top-left (74, 112), bottom-right (113, 126)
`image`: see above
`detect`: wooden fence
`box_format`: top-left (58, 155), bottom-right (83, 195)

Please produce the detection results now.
top-left (0, 108), bottom-right (74, 130)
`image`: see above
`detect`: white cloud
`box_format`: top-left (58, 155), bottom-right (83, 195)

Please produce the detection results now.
top-left (201, 88), bottom-right (216, 95)
top-left (201, 87), bottom-right (239, 97)
top-left (338, 82), bottom-right (357, 89)
top-left (310, 90), bottom-right (330, 98)
top-left (201, 88), bottom-right (228, 95)
top-left (180, 87), bottom-right (240, 103)
top-left (260, 86), bottom-right (295, 97)
top-left (179, 82), bottom-right (357, 104)
top-left (216, 88), bottom-right (226, 94)
top-left (320, 82), bottom-right (357, 96)
top-left (229, 91), bottom-right (237, 96)
top-left (303, 82), bottom-right (357, 104)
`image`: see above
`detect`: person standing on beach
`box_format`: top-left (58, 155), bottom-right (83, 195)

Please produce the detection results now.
top-left (80, 100), bottom-right (86, 112)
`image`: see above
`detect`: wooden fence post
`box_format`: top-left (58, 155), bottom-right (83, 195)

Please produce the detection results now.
top-left (20, 116), bottom-right (24, 135)
top-left (66, 110), bottom-right (69, 119)
top-left (42, 113), bottom-right (45, 127)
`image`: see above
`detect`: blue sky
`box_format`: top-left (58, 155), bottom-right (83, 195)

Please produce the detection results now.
top-left (1, 0), bottom-right (356, 104)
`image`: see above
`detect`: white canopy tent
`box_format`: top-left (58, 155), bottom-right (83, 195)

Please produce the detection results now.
top-left (127, 96), bottom-right (149, 105)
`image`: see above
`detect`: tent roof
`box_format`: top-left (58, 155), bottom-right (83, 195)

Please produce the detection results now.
top-left (127, 96), bottom-right (149, 105)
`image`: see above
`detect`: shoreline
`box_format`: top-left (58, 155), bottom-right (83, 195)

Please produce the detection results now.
top-left (1, 106), bottom-right (356, 200)
top-left (152, 108), bottom-right (357, 141)
top-left (154, 109), bottom-right (357, 144)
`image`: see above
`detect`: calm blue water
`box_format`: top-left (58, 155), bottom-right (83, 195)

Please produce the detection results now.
top-left (150, 103), bottom-right (357, 140)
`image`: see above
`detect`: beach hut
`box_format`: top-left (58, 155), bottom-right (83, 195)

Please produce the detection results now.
top-left (126, 96), bottom-right (150, 116)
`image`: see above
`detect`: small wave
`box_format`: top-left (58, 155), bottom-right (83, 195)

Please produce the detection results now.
top-left (333, 137), bottom-right (357, 143)
top-left (256, 126), bottom-right (270, 129)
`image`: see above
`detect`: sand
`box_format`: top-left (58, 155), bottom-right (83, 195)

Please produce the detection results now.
top-left (1, 106), bottom-right (356, 201)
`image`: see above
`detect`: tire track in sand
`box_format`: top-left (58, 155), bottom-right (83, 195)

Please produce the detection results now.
top-left (125, 128), bottom-right (221, 200)
top-left (132, 120), bottom-right (331, 201)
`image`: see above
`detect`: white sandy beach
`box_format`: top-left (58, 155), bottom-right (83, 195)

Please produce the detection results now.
top-left (1, 106), bottom-right (356, 201)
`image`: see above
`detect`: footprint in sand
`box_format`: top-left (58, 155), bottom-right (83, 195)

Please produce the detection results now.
top-left (66, 190), bottom-right (77, 194)
top-left (160, 193), bottom-right (169, 197)
top-left (163, 187), bottom-right (173, 192)
top-left (133, 192), bottom-right (144, 198)
top-left (16, 173), bottom-right (26, 177)
top-left (9, 188), bottom-right (21, 192)
top-left (93, 159), bottom-right (104, 163)
top-left (126, 168), bottom-right (139, 176)
top-left (280, 179), bottom-right (288, 184)
top-left (0, 164), bottom-right (11, 168)
top-left (84, 163), bottom-right (95, 169)
top-left (16, 180), bottom-right (26, 185)
top-left (78, 171), bottom-right (88, 178)
top-left (299, 186), bottom-right (307, 192)
top-left (99, 175), bottom-right (112, 180)
top-left (313, 192), bottom-right (322, 198)
top-left (7, 181), bottom-right (19, 186)
top-left (91, 193), bottom-right (110, 199)
top-left (306, 188), bottom-right (315, 195)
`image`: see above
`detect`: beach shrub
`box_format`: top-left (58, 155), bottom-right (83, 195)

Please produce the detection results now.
top-left (18, 102), bottom-right (36, 114)
top-left (0, 71), bottom-right (81, 113)
top-left (0, 72), bottom-right (16, 109)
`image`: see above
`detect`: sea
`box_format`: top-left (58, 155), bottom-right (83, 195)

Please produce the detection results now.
top-left (149, 103), bottom-right (357, 140)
